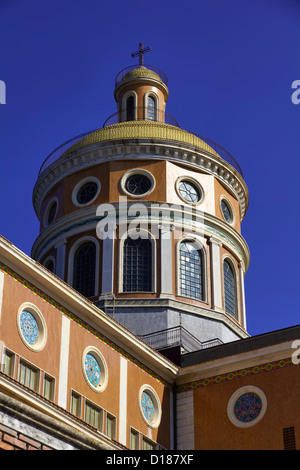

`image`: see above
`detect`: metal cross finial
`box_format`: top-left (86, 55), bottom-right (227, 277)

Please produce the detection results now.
top-left (131, 43), bottom-right (151, 66)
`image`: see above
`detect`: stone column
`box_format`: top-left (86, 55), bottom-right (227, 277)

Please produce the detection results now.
top-left (238, 261), bottom-right (247, 330)
top-left (55, 239), bottom-right (67, 281)
top-left (159, 224), bottom-right (174, 298)
top-left (101, 230), bottom-right (115, 296)
top-left (209, 237), bottom-right (223, 311)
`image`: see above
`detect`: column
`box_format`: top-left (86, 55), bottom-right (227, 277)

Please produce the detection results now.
top-left (101, 230), bottom-right (115, 296)
top-left (159, 224), bottom-right (174, 298)
top-left (209, 237), bottom-right (223, 311)
top-left (238, 261), bottom-right (247, 330)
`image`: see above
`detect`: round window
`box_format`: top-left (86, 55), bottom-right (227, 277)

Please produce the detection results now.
top-left (227, 386), bottom-right (267, 428)
top-left (178, 180), bottom-right (201, 203)
top-left (221, 199), bottom-right (233, 223)
top-left (72, 177), bottom-right (101, 207)
top-left (121, 169), bottom-right (155, 198)
top-left (82, 347), bottom-right (108, 392)
top-left (17, 303), bottom-right (47, 351)
top-left (139, 385), bottom-right (162, 429)
top-left (77, 181), bottom-right (98, 205)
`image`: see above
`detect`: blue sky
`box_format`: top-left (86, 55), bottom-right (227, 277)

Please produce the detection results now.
top-left (0, 0), bottom-right (299, 338)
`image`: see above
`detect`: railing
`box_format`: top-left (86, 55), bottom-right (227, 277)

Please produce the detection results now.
top-left (37, 119), bottom-right (243, 178)
top-left (190, 132), bottom-right (243, 177)
top-left (140, 326), bottom-right (223, 353)
top-left (102, 107), bottom-right (179, 128)
top-left (115, 64), bottom-right (168, 88)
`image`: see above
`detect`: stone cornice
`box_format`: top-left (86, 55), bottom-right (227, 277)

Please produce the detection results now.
top-left (33, 125), bottom-right (248, 221)
top-left (31, 202), bottom-right (250, 271)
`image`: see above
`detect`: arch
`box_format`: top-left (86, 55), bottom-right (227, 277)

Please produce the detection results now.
top-left (121, 91), bottom-right (137, 122)
top-left (43, 255), bottom-right (56, 274)
top-left (223, 257), bottom-right (238, 318)
top-left (177, 237), bottom-right (206, 301)
top-left (119, 229), bottom-right (156, 293)
top-left (67, 236), bottom-right (100, 298)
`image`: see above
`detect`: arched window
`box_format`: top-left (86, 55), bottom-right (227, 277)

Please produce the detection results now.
top-left (123, 238), bottom-right (152, 292)
top-left (126, 96), bottom-right (135, 121)
top-left (179, 241), bottom-right (203, 300)
top-left (223, 260), bottom-right (236, 317)
top-left (147, 96), bottom-right (156, 121)
top-left (73, 242), bottom-right (96, 297)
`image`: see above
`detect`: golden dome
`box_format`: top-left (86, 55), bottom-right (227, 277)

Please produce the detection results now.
top-left (120, 66), bottom-right (163, 84)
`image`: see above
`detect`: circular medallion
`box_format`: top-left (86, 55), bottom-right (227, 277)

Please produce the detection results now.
top-left (138, 385), bottom-right (162, 429)
top-left (233, 392), bottom-right (262, 423)
top-left (141, 391), bottom-right (155, 423)
top-left (84, 353), bottom-right (101, 387)
top-left (178, 180), bottom-right (201, 203)
top-left (19, 310), bottom-right (38, 345)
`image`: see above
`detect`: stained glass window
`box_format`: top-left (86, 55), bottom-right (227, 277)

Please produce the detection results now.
top-left (76, 181), bottom-right (98, 205)
top-left (234, 392), bottom-right (262, 423)
top-left (178, 180), bottom-right (201, 204)
top-left (73, 242), bottom-right (96, 297)
top-left (123, 238), bottom-right (152, 292)
top-left (125, 174), bottom-right (152, 195)
top-left (84, 353), bottom-right (101, 387)
top-left (223, 260), bottom-right (236, 317)
top-left (19, 311), bottom-right (39, 345)
top-left (147, 96), bottom-right (156, 121)
top-left (141, 391), bottom-right (155, 423)
top-left (179, 242), bottom-right (203, 300)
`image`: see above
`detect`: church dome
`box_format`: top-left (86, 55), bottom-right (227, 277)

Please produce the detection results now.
top-left (120, 66), bottom-right (163, 84)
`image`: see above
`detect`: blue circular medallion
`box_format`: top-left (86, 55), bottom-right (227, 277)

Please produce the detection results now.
top-left (141, 391), bottom-right (154, 423)
top-left (234, 392), bottom-right (262, 422)
top-left (85, 353), bottom-right (101, 386)
top-left (20, 311), bottom-right (38, 345)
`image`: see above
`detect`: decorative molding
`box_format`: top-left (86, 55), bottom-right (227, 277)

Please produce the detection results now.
top-left (177, 358), bottom-right (294, 392)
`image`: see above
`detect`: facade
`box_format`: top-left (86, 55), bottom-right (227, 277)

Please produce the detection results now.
top-left (0, 48), bottom-right (299, 451)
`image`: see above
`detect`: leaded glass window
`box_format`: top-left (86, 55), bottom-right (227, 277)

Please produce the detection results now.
top-left (141, 391), bottom-right (155, 423)
top-left (73, 241), bottom-right (96, 297)
top-left (234, 392), bottom-right (262, 423)
top-left (125, 173), bottom-right (152, 195)
top-left (223, 260), bottom-right (236, 317)
top-left (76, 181), bottom-right (98, 205)
top-left (179, 241), bottom-right (203, 300)
top-left (84, 353), bottom-right (101, 387)
top-left (123, 238), bottom-right (152, 292)
top-left (178, 180), bottom-right (201, 204)
top-left (147, 96), bottom-right (156, 121)
top-left (221, 199), bottom-right (232, 223)
top-left (126, 96), bottom-right (135, 121)
top-left (19, 311), bottom-right (39, 345)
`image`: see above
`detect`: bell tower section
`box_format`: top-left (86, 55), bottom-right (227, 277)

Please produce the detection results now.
top-left (31, 46), bottom-right (250, 356)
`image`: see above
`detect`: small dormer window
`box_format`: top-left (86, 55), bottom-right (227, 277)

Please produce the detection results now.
top-left (147, 96), bottom-right (156, 121)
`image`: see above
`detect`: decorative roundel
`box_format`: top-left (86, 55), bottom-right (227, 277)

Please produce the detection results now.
top-left (233, 392), bottom-right (262, 423)
top-left (139, 385), bottom-right (162, 429)
top-left (220, 198), bottom-right (233, 223)
top-left (17, 303), bottom-right (47, 351)
top-left (72, 177), bottom-right (101, 207)
top-left (82, 347), bottom-right (108, 392)
top-left (121, 169), bottom-right (155, 198)
top-left (227, 386), bottom-right (267, 428)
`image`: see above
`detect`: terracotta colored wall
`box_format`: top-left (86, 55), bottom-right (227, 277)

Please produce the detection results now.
top-left (193, 365), bottom-right (300, 450)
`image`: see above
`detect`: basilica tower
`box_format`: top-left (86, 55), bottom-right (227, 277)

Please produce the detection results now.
top-left (31, 45), bottom-right (250, 357)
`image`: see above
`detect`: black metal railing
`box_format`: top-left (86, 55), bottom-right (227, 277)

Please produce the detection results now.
top-left (102, 106), bottom-right (179, 128)
top-left (140, 326), bottom-right (223, 353)
top-left (115, 64), bottom-right (168, 88)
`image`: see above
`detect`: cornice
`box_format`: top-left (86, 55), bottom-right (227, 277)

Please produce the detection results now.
top-left (31, 203), bottom-right (250, 271)
top-left (33, 125), bottom-right (248, 221)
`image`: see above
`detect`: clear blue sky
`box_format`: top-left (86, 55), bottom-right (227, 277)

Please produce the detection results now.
top-left (0, 0), bottom-right (299, 338)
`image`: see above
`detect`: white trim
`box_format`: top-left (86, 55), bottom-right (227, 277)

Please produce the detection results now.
top-left (118, 356), bottom-right (128, 446)
top-left (43, 197), bottom-right (59, 228)
top-left (67, 236), bottom-right (100, 297)
top-left (227, 386), bottom-right (267, 428)
top-left (58, 315), bottom-right (70, 409)
top-left (0, 271), bottom-right (4, 321)
top-left (17, 302), bottom-right (47, 352)
top-left (139, 384), bottom-right (162, 429)
top-left (82, 346), bottom-right (108, 393)
top-left (120, 168), bottom-right (156, 199)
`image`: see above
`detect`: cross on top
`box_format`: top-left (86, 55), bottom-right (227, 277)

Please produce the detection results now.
top-left (131, 43), bottom-right (151, 66)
